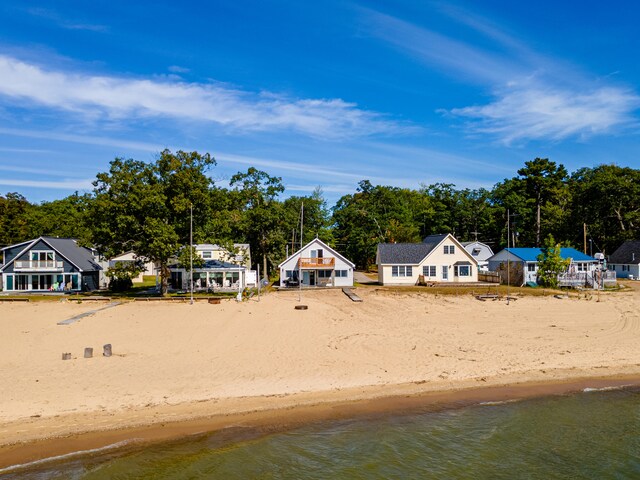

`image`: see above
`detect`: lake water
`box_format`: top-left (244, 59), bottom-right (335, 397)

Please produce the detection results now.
top-left (5, 387), bottom-right (640, 479)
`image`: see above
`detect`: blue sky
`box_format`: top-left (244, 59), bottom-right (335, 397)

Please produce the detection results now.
top-left (1, 0), bottom-right (639, 205)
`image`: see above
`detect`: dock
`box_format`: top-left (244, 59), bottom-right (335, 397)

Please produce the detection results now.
top-left (342, 287), bottom-right (362, 302)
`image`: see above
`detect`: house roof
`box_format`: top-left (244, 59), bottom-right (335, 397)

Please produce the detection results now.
top-left (377, 243), bottom-right (438, 264)
top-left (0, 236), bottom-right (102, 272)
top-left (500, 247), bottom-right (595, 263)
top-left (278, 238), bottom-right (355, 268)
top-left (609, 240), bottom-right (640, 264)
top-left (201, 259), bottom-right (244, 269)
top-left (378, 233), bottom-right (478, 265)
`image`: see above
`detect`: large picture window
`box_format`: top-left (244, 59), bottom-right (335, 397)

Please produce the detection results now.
top-left (454, 265), bottom-right (471, 276)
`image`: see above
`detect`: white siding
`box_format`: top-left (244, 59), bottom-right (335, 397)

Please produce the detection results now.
top-left (378, 235), bottom-right (479, 285)
top-left (279, 238), bottom-right (354, 288)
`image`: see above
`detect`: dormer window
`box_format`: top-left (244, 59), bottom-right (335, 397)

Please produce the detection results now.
top-left (472, 248), bottom-right (481, 256)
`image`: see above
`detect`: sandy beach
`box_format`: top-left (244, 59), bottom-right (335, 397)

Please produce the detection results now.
top-left (1, 285), bottom-right (640, 467)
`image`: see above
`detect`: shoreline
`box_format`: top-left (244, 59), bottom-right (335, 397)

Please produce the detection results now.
top-left (3, 368), bottom-right (640, 470)
top-left (2, 286), bottom-right (639, 469)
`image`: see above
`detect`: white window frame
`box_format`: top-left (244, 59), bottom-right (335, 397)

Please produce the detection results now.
top-left (392, 265), bottom-right (412, 277)
top-left (422, 265), bottom-right (436, 277)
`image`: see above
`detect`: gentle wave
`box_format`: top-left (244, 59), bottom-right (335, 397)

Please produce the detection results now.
top-left (478, 399), bottom-right (522, 406)
top-left (583, 384), bottom-right (634, 393)
top-left (0, 439), bottom-right (138, 475)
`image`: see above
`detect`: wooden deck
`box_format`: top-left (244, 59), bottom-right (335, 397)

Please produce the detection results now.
top-left (299, 257), bottom-right (335, 268)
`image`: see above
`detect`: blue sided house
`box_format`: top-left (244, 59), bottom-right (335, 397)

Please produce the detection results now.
top-left (487, 247), bottom-right (597, 286)
top-left (0, 236), bottom-right (102, 293)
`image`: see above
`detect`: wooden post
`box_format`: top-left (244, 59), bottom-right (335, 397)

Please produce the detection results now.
top-left (84, 347), bottom-right (93, 358)
top-left (103, 344), bottom-right (112, 357)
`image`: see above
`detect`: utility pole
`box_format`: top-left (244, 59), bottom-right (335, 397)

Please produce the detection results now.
top-left (583, 223), bottom-right (587, 254)
top-left (190, 203), bottom-right (193, 305)
top-left (298, 202), bottom-right (303, 302)
top-left (507, 208), bottom-right (510, 305)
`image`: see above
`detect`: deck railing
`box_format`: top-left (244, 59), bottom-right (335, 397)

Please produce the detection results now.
top-left (299, 257), bottom-right (335, 268)
top-left (14, 260), bottom-right (64, 270)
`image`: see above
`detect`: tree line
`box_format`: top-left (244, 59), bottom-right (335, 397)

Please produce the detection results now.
top-left (1, 152), bottom-right (639, 281)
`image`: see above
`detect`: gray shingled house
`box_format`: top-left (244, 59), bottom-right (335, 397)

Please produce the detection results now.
top-left (608, 240), bottom-right (640, 279)
top-left (0, 236), bottom-right (102, 292)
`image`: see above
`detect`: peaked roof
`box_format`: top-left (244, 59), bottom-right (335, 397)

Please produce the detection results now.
top-left (0, 236), bottom-right (102, 272)
top-left (609, 240), bottom-right (640, 264)
top-left (500, 247), bottom-right (595, 262)
top-left (278, 238), bottom-right (355, 268)
top-left (378, 234), bottom-right (460, 265)
top-left (377, 243), bottom-right (437, 264)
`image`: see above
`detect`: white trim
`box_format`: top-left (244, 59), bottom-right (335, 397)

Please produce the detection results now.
top-left (278, 238), bottom-right (355, 269)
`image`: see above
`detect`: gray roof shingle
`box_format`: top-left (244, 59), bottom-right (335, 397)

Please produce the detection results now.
top-left (41, 237), bottom-right (102, 272)
top-left (378, 234), bottom-right (448, 264)
top-left (609, 240), bottom-right (640, 264)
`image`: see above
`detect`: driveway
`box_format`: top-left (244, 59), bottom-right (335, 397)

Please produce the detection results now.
top-left (353, 271), bottom-right (379, 285)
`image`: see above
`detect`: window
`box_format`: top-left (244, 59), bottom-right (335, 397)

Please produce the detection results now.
top-left (285, 270), bottom-right (293, 279)
top-left (29, 250), bottom-right (55, 268)
top-left (201, 251), bottom-right (212, 259)
top-left (422, 265), bottom-right (436, 277)
top-left (335, 270), bottom-right (348, 277)
top-left (444, 245), bottom-right (455, 254)
top-left (458, 265), bottom-right (471, 276)
top-left (15, 275), bottom-right (28, 290)
top-left (472, 248), bottom-right (481, 256)
top-left (391, 266), bottom-right (412, 277)
top-left (318, 270), bottom-right (333, 278)
top-left (623, 265), bottom-right (630, 272)
top-left (527, 263), bottom-right (536, 272)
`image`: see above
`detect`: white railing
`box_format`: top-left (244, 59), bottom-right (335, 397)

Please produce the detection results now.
top-left (14, 260), bottom-right (64, 270)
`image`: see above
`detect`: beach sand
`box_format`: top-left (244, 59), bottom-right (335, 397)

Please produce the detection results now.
top-left (1, 285), bottom-right (640, 467)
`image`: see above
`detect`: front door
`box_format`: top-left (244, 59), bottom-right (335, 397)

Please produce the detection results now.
top-left (442, 265), bottom-right (449, 281)
top-left (303, 271), bottom-right (316, 286)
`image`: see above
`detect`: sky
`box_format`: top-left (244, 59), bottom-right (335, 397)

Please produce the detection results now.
top-left (0, 0), bottom-right (639, 206)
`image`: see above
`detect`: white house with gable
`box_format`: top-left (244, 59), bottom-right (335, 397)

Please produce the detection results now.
top-left (376, 234), bottom-right (479, 285)
top-left (279, 238), bottom-right (354, 288)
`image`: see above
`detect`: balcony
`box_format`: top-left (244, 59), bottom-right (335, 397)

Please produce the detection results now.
top-left (14, 260), bottom-right (64, 272)
top-left (299, 257), bottom-right (335, 268)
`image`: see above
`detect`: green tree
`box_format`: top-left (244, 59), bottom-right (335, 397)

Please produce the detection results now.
top-left (569, 165), bottom-right (640, 253)
top-left (517, 158), bottom-right (568, 246)
top-left (0, 192), bottom-right (33, 245)
top-left (230, 167), bottom-right (285, 278)
top-left (91, 150), bottom-right (216, 294)
top-left (536, 235), bottom-right (570, 288)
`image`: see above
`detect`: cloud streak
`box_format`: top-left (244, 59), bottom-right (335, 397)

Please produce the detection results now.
top-left (363, 6), bottom-right (640, 144)
top-left (0, 55), bottom-right (411, 139)
top-left (451, 85), bottom-right (640, 144)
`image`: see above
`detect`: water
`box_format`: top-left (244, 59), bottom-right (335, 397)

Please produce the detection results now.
top-left (5, 387), bottom-right (640, 479)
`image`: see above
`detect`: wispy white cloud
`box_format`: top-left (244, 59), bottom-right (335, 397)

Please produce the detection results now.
top-left (0, 178), bottom-right (93, 190)
top-left (0, 127), bottom-right (162, 153)
top-left (451, 85), bottom-right (640, 144)
top-left (26, 7), bottom-right (108, 32)
top-left (0, 54), bottom-right (412, 139)
top-left (168, 65), bottom-right (190, 74)
top-left (362, 6), bottom-right (640, 144)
